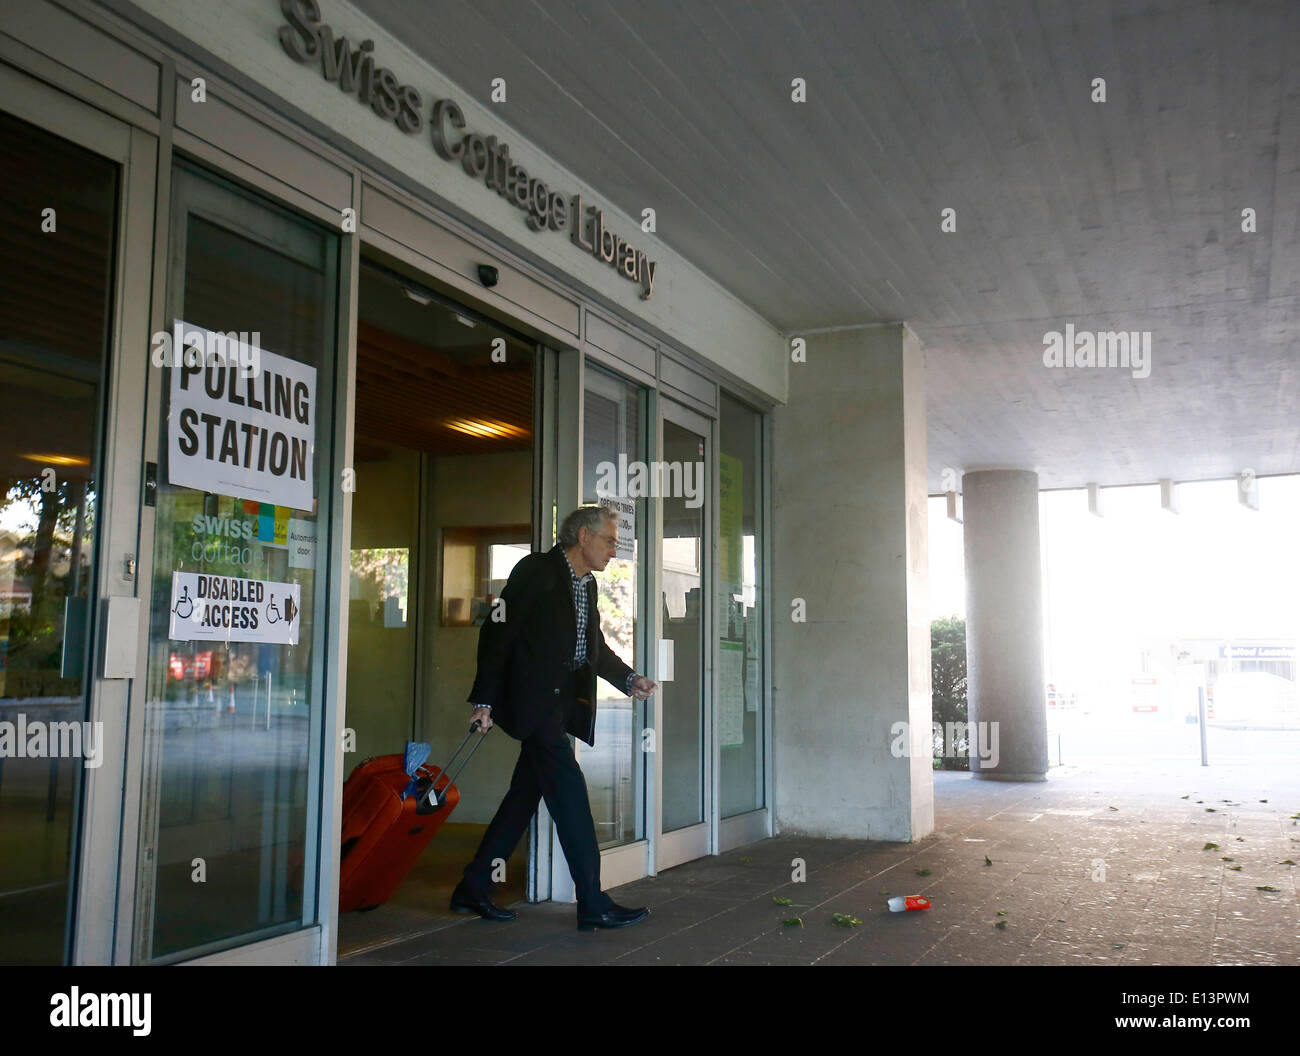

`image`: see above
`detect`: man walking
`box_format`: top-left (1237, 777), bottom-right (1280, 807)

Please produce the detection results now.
top-left (451, 505), bottom-right (656, 930)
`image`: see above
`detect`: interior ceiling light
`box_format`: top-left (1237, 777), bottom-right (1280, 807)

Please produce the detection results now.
top-left (22, 453), bottom-right (89, 466)
top-left (452, 312), bottom-right (477, 328)
top-left (444, 418), bottom-right (528, 439)
top-left (402, 286), bottom-right (432, 306)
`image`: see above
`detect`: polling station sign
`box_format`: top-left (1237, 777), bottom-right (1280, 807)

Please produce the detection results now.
top-left (168, 571), bottom-right (301, 646)
top-left (168, 321), bottom-right (316, 511)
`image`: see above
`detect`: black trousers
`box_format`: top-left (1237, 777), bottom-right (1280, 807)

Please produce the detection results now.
top-left (462, 667), bottom-right (611, 910)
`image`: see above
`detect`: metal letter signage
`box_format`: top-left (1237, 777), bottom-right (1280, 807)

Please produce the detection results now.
top-left (277, 0), bottom-right (659, 299)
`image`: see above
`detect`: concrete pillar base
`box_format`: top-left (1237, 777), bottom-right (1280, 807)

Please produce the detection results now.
top-left (971, 771), bottom-right (1047, 782)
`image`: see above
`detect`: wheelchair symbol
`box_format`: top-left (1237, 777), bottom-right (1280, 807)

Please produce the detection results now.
top-left (173, 584), bottom-right (194, 620)
top-left (266, 594), bottom-right (281, 624)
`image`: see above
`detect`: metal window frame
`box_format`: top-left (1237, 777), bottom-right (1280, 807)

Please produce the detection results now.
top-left (717, 396), bottom-right (773, 851)
top-left (653, 397), bottom-right (715, 871)
top-left (129, 153), bottom-right (345, 967)
top-left (0, 56), bottom-right (156, 968)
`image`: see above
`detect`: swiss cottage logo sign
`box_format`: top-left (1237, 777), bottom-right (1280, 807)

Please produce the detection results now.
top-left (277, 0), bottom-right (658, 299)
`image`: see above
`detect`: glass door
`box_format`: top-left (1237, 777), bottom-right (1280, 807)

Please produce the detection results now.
top-left (0, 107), bottom-right (119, 965)
top-left (654, 399), bottom-right (711, 869)
top-left (132, 161), bottom-right (339, 962)
top-left (581, 365), bottom-right (649, 853)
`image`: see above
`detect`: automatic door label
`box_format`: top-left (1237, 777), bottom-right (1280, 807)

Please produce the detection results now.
top-left (169, 571), bottom-right (301, 645)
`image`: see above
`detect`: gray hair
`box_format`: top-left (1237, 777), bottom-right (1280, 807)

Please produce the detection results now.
top-left (558, 505), bottom-right (615, 548)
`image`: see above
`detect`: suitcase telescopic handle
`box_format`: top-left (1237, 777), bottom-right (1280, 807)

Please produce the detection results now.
top-left (422, 720), bottom-right (491, 810)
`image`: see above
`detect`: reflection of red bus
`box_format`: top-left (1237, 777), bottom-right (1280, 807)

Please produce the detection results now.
top-left (168, 650), bottom-right (216, 681)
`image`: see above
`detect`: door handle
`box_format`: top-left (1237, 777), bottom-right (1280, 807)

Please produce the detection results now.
top-left (657, 638), bottom-right (674, 682)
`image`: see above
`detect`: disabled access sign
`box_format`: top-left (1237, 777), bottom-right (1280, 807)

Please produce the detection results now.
top-left (168, 571), bottom-right (301, 645)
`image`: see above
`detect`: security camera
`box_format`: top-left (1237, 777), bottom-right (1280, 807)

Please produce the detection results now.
top-left (477, 264), bottom-right (499, 288)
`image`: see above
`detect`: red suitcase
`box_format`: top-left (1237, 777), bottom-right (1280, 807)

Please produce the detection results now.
top-left (339, 723), bottom-right (488, 913)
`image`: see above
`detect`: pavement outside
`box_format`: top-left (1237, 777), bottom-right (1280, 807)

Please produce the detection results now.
top-left (341, 728), bottom-right (1300, 966)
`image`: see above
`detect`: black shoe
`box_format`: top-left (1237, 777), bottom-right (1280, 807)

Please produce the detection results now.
top-left (450, 880), bottom-right (517, 921)
top-left (576, 902), bottom-right (649, 931)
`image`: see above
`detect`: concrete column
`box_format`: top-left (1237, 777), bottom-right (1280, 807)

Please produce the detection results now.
top-left (772, 324), bottom-right (933, 841)
top-left (961, 469), bottom-right (1048, 781)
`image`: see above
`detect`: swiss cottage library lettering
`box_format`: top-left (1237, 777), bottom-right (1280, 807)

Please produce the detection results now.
top-left (276, 0), bottom-right (658, 299)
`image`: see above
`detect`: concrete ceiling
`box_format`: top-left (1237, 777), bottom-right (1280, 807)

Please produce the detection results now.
top-left (353, 0), bottom-right (1300, 491)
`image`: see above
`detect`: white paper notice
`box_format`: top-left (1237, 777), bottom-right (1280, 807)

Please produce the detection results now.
top-left (168, 321), bottom-right (316, 510)
top-left (286, 518), bottom-right (317, 569)
top-left (720, 640), bottom-right (744, 746)
top-left (599, 496), bottom-right (636, 561)
top-left (168, 571), bottom-right (301, 645)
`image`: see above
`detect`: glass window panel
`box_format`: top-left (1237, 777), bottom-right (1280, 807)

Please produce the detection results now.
top-left (581, 365), bottom-right (646, 848)
top-left (135, 163), bottom-right (337, 961)
top-left (719, 392), bottom-right (764, 817)
top-left (661, 416), bottom-right (705, 833)
top-left (0, 109), bottom-right (117, 965)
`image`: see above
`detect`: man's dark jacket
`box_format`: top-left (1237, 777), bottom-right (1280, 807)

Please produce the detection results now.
top-left (468, 544), bottom-right (634, 747)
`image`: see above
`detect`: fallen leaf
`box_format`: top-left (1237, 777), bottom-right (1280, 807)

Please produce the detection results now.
top-left (772, 896), bottom-right (793, 906)
top-left (1256, 885), bottom-right (1280, 892)
top-left (1113, 943), bottom-right (1126, 950)
top-left (984, 856), bottom-right (993, 866)
top-left (783, 917), bottom-right (803, 927)
top-left (1278, 860), bottom-right (1296, 866)
top-left (1227, 865), bottom-right (1242, 871)
top-left (915, 868), bottom-right (932, 876)
top-left (1203, 843), bottom-right (1219, 851)
top-left (1221, 857), bottom-right (1234, 862)
top-left (996, 910), bottom-right (1007, 916)
top-left (1205, 808), bottom-right (1217, 813)
top-left (994, 920), bottom-right (1008, 929)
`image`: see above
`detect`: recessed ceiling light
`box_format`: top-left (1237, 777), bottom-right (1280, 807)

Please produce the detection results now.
top-left (444, 418), bottom-right (528, 439)
top-left (453, 312), bottom-right (477, 328)
top-left (402, 287), bottom-right (432, 306)
top-left (22, 453), bottom-right (89, 466)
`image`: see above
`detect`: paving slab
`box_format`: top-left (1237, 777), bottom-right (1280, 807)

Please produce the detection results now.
top-left (343, 752), bottom-right (1299, 966)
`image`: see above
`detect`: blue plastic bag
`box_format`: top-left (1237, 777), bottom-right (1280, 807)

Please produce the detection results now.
top-left (400, 741), bottom-right (432, 800)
